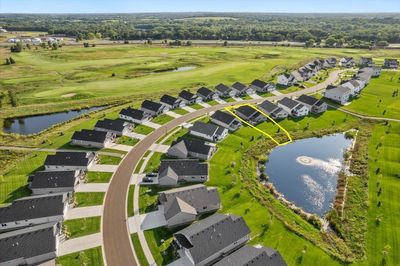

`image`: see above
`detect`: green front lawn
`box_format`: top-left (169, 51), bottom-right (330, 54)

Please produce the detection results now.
top-left (74, 192), bottom-right (105, 207)
top-left (144, 227), bottom-right (176, 266)
top-left (131, 233), bottom-right (150, 266)
top-left (86, 171), bottom-right (113, 183)
top-left (98, 154), bottom-right (122, 165)
top-left (64, 216), bottom-right (101, 239)
top-left (56, 246), bottom-right (103, 266)
top-left (152, 114), bottom-right (175, 125)
top-left (207, 100), bottom-right (219, 106)
top-left (133, 124), bottom-right (154, 135)
top-left (173, 108), bottom-right (189, 115)
top-left (190, 103), bottom-right (203, 110)
top-left (128, 185), bottom-right (135, 217)
top-left (117, 136), bottom-right (139, 146)
top-left (144, 152), bottom-right (167, 173)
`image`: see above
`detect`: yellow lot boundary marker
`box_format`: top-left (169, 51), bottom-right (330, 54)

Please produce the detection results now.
top-left (224, 103), bottom-right (292, 146)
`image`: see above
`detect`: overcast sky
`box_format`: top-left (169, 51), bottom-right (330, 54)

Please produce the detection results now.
top-left (1, 0), bottom-right (399, 13)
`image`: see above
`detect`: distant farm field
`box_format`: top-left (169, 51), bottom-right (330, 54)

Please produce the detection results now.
top-left (1, 45), bottom-right (399, 119)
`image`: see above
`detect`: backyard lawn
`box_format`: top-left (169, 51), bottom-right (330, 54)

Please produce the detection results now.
top-left (64, 216), bottom-right (101, 239)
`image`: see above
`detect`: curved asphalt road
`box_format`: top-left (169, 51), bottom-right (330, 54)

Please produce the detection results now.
top-left (102, 70), bottom-right (343, 266)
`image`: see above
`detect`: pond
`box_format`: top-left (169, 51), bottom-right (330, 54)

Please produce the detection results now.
top-left (3, 106), bottom-right (105, 135)
top-left (264, 133), bottom-right (352, 216)
top-left (171, 66), bottom-right (196, 72)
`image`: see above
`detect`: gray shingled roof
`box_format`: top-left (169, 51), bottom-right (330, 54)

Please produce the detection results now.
top-left (141, 100), bottom-right (163, 112)
top-left (232, 82), bottom-right (247, 92)
top-left (235, 105), bottom-right (260, 118)
top-left (0, 223), bottom-right (57, 263)
top-left (179, 90), bottom-right (196, 101)
top-left (120, 107), bottom-right (149, 120)
top-left (71, 129), bottom-right (109, 143)
top-left (171, 138), bottom-right (213, 156)
top-left (251, 79), bottom-right (267, 88)
top-left (160, 94), bottom-right (179, 106)
top-left (277, 97), bottom-right (299, 109)
top-left (296, 94), bottom-right (319, 106)
top-left (258, 100), bottom-right (279, 113)
top-left (174, 213), bottom-right (250, 264)
top-left (159, 159), bottom-right (208, 177)
top-left (215, 84), bottom-right (231, 93)
top-left (159, 184), bottom-right (221, 220)
top-left (95, 118), bottom-right (127, 132)
top-left (191, 121), bottom-right (223, 137)
top-left (211, 110), bottom-right (237, 125)
top-left (197, 87), bottom-right (214, 98)
top-left (29, 171), bottom-right (78, 190)
top-left (0, 194), bottom-right (67, 224)
top-left (44, 152), bottom-right (94, 167)
top-left (214, 245), bottom-right (287, 266)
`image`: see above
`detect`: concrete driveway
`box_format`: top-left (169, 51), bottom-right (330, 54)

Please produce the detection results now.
top-left (57, 233), bottom-right (102, 256)
top-left (75, 183), bottom-right (109, 192)
top-left (148, 143), bottom-right (170, 153)
top-left (127, 208), bottom-right (167, 233)
top-left (142, 121), bottom-right (162, 129)
top-left (124, 131), bottom-right (146, 140)
top-left (66, 205), bottom-right (103, 220)
top-left (108, 143), bottom-right (133, 152)
top-left (89, 164), bottom-right (118, 172)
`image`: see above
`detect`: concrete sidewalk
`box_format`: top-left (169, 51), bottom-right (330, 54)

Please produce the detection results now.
top-left (199, 102), bottom-right (211, 108)
top-left (232, 96), bottom-right (243, 101)
top-left (182, 106), bottom-right (196, 112)
top-left (165, 111), bottom-right (182, 118)
top-left (148, 143), bottom-right (170, 153)
top-left (75, 183), bottom-right (109, 192)
top-left (127, 209), bottom-right (167, 233)
top-left (130, 173), bottom-right (145, 185)
top-left (249, 93), bottom-right (263, 99)
top-left (89, 164), bottom-right (118, 173)
top-left (65, 205), bottom-right (103, 220)
top-left (108, 143), bottom-right (133, 152)
top-left (142, 121), bottom-right (162, 129)
top-left (271, 90), bottom-right (283, 96)
top-left (124, 131), bottom-right (146, 140)
top-left (57, 233), bottom-right (102, 256)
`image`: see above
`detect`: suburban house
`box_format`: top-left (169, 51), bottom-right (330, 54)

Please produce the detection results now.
top-left (71, 129), bottom-right (115, 149)
top-left (28, 170), bottom-right (84, 195)
top-left (324, 57), bottom-right (337, 68)
top-left (210, 110), bottom-right (242, 131)
top-left (189, 121), bottom-right (228, 142)
top-left (249, 79), bottom-right (276, 93)
top-left (257, 100), bottom-right (288, 119)
top-left (157, 159), bottom-right (209, 186)
top-left (341, 79), bottom-right (364, 95)
top-left (235, 105), bottom-right (268, 125)
top-left (291, 69), bottom-right (306, 82)
top-left (357, 66), bottom-right (381, 78)
top-left (168, 137), bottom-right (217, 161)
top-left (277, 73), bottom-right (295, 86)
top-left (231, 82), bottom-right (253, 96)
top-left (214, 245), bottom-right (287, 266)
top-left (0, 222), bottom-right (62, 266)
top-left (324, 86), bottom-right (352, 105)
top-left (277, 97), bottom-right (309, 117)
top-left (0, 193), bottom-right (70, 232)
top-left (94, 118), bottom-right (133, 136)
top-left (158, 184), bottom-right (221, 228)
top-left (196, 87), bottom-right (216, 101)
top-left (371, 66), bottom-right (382, 77)
top-left (383, 58), bottom-right (399, 69)
top-left (160, 94), bottom-right (185, 109)
top-left (359, 57), bottom-right (374, 67)
top-left (339, 57), bottom-right (356, 68)
top-left (140, 100), bottom-right (169, 117)
top-left (179, 90), bottom-right (202, 104)
top-left (119, 107), bottom-right (152, 124)
top-left (215, 83), bottom-right (235, 98)
top-left (296, 94), bottom-right (328, 114)
top-left (44, 152), bottom-right (97, 171)
top-left (173, 213), bottom-right (251, 266)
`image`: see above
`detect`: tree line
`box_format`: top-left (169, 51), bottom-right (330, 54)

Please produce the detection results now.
top-left (1, 13), bottom-right (400, 45)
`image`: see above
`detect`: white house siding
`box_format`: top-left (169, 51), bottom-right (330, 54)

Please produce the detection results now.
top-left (325, 90), bottom-right (350, 105)
top-left (277, 75), bottom-right (290, 86)
top-left (119, 114), bottom-right (151, 124)
top-left (312, 103), bottom-right (328, 114)
top-left (71, 139), bottom-right (107, 149)
top-left (189, 131), bottom-right (214, 142)
top-left (293, 106), bottom-right (309, 117)
top-left (94, 127), bottom-right (129, 137)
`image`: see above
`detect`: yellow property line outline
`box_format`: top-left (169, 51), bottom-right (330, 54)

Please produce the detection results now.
top-left (224, 103), bottom-right (292, 146)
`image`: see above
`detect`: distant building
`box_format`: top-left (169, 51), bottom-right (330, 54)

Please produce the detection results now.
top-left (277, 74), bottom-right (295, 86)
top-left (119, 107), bottom-right (152, 124)
top-left (231, 82), bottom-right (253, 96)
top-left (359, 57), bottom-right (374, 67)
top-left (168, 138), bottom-right (217, 161)
top-left (71, 129), bottom-right (115, 149)
top-left (196, 87), bottom-right (217, 101)
top-left (215, 84), bottom-right (235, 98)
top-left (44, 152), bottom-right (97, 171)
top-left (0, 193), bottom-right (70, 232)
top-left (158, 184), bottom-right (221, 228)
top-left (339, 57), bottom-right (356, 68)
top-left (0, 222), bottom-right (63, 266)
top-left (158, 159), bottom-right (209, 186)
top-left (173, 213), bottom-right (251, 266)
top-left (383, 58), bottom-right (399, 69)
top-left (249, 79), bottom-right (276, 93)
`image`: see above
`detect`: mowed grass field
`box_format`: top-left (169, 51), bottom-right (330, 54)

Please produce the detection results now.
top-left (1, 45), bottom-right (399, 115)
top-left (344, 71), bottom-right (400, 119)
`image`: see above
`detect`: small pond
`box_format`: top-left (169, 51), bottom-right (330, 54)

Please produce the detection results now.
top-left (264, 133), bottom-right (352, 216)
top-left (171, 66), bottom-right (196, 72)
top-left (3, 106), bottom-right (105, 135)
